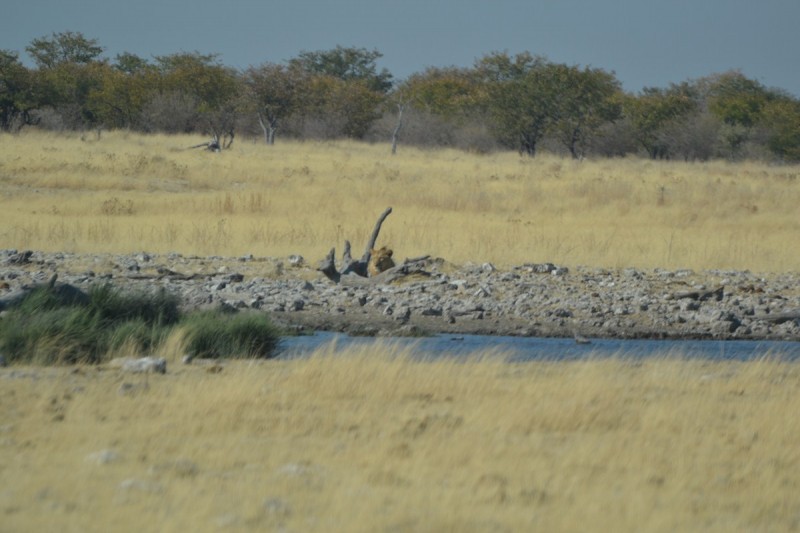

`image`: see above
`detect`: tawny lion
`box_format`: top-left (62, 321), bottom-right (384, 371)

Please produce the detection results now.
top-left (368, 246), bottom-right (395, 277)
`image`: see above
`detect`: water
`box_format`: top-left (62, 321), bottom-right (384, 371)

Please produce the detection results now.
top-left (277, 331), bottom-right (800, 362)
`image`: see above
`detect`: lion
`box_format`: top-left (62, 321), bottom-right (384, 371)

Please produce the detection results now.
top-left (368, 246), bottom-right (395, 277)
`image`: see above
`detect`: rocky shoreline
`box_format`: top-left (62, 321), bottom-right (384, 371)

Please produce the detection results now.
top-left (1, 249), bottom-right (799, 342)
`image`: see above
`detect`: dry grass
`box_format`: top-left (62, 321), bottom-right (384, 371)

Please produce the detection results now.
top-left (1, 130), bottom-right (799, 271)
top-left (1, 346), bottom-right (799, 532)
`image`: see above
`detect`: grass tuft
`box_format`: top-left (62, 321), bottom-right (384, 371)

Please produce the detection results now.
top-left (180, 311), bottom-right (282, 359)
top-left (0, 284), bottom-right (281, 364)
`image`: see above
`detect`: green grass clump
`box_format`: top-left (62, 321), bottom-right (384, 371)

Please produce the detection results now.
top-left (0, 284), bottom-right (281, 364)
top-left (180, 311), bottom-right (281, 359)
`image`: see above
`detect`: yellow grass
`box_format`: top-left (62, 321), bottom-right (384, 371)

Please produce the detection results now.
top-left (2, 347), bottom-right (799, 532)
top-left (1, 130), bottom-right (799, 271)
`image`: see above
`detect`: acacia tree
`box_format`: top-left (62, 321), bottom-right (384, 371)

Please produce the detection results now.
top-left (0, 50), bottom-right (37, 131)
top-left (549, 65), bottom-right (623, 159)
top-left (287, 47), bottom-right (391, 139)
top-left (24, 32), bottom-right (107, 129)
top-left (26, 31), bottom-right (104, 70)
top-left (243, 63), bottom-right (305, 144)
top-left (88, 53), bottom-right (159, 129)
top-left (478, 52), bottom-right (559, 156)
top-left (762, 96), bottom-right (800, 161)
top-left (289, 45), bottom-right (392, 93)
top-left (153, 52), bottom-right (241, 146)
top-left (625, 84), bottom-right (697, 159)
top-left (401, 66), bottom-right (483, 118)
top-left (706, 71), bottom-right (776, 158)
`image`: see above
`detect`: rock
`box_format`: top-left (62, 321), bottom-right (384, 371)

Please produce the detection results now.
top-left (6, 250), bottom-right (33, 265)
top-left (529, 263), bottom-right (556, 274)
top-left (118, 478), bottom-right (164, 494)
top-left (85, 449), bottom-right (121, 465)
top-left (109, 356), bottom-right (167, 374)
top-left (263, 497), bottom-right (292, 519)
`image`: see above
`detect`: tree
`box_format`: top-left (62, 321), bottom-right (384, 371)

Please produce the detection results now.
top-left (20, 32), bottom-right (107, 129)
top-left (474, 50), bottom-right (546, 83)
top-left (88, 56), bottom-right (158, 129)
top-left (287, 47), bottom-right (391, 139)
top-left (400, 66), bottom-right (483, 119)
top-left (0, 50), bottom-right (37, 131)
top-left (153, 52), bottom-right (241, 145)
top-left (26, 31), bottom-right (104, 69)
top-left (706, 71), bottom-right (776, 157)
top-left (292, 74), bottom-right (383, 139)
top-left (625, 84), bottom-right (697, 159)
top-left (113, 52), bottom-right (152, 75)
top-left (479, 53), bottom-right (562, 156)
top-left (549, 65), bottom-right (623, 159)
top-left (762, 96), bottom-right (800, 162)
top-left (289, 45), bottom-right (393, 93)
top-left (33, 61), bottom-right (107, 129)
top-left (243, 63), bottom-right (305, 144)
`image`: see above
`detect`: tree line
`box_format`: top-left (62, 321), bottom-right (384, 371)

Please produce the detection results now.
top-left (2, 31), bottom-right (799, 161)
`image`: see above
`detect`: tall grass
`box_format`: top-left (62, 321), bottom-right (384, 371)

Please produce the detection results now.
top-left (1, 130), bottom-right (798, 271)
top-left (2, 349), bottom-right (799, 531)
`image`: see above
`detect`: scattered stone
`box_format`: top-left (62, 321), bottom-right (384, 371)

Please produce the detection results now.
top-left (85, 449), bottom-right (121, 465)
top-left (118, 478), bottom-right (163, 494)
top-left (109, 356), bottom-right (167, 374)
top-left (263, 497), bottom-right (292, 519)
top-left (6, 250), bottom-right (33, 265)
top-left (2, 250), bottom-right (798, 342)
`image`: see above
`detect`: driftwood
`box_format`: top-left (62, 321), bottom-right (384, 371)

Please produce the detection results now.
top-left (335, 256), bottom-right (432, 287)
top-left (318, 207), bottom-right (392, 282)
top-left (753, 311), bottom-right (800, 324)
top-left (187, 132), bottom-right (233, 153)
top-left (671, 285), bottom-right (724, 301)
top-left (318, 207), bottom-right (430, 284)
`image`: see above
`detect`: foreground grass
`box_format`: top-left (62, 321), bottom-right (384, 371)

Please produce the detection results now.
top-left (1, 130), bottom-right (799, 271)
top-left (1, 347), bottom-right (799, 532)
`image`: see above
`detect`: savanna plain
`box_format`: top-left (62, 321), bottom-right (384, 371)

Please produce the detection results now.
top-left (1, 131), bottom-right (800, 532)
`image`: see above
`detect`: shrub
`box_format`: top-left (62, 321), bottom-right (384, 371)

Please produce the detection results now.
top-left (181, 311), bottom-right (281, 359)
top-left (0, 283), bottom-right (179, 364)
top-left (0, 283), bottom-right (280, 364)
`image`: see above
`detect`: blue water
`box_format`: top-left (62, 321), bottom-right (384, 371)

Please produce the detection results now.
top-left (277, 332), bottom-right (800, 362)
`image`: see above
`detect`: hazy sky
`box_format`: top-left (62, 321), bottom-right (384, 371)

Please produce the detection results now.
top-left (3, 0), bottom-right (798, 96)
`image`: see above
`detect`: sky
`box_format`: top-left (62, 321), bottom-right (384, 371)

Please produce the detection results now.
top-left (3, 0), bottom-right (799, 96)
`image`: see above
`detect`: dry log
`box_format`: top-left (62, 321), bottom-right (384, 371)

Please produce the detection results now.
top-left (671, 285), bottom-right (724, 301)
top-left (752, 311), bottom-right (800, 324)
top-left (318, 248), bottom-right (341, 283)
top-left (318, 207), bottom-right (396, 282)
top-left (334, 257), bottom-right (431, 287)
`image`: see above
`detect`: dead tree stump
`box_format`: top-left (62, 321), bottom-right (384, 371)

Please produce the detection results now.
top-left (318, 207), bottom-right (429, 284)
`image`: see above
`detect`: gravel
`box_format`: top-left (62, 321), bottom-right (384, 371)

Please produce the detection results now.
top-left (2, 249), bottom-right (798, 341)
